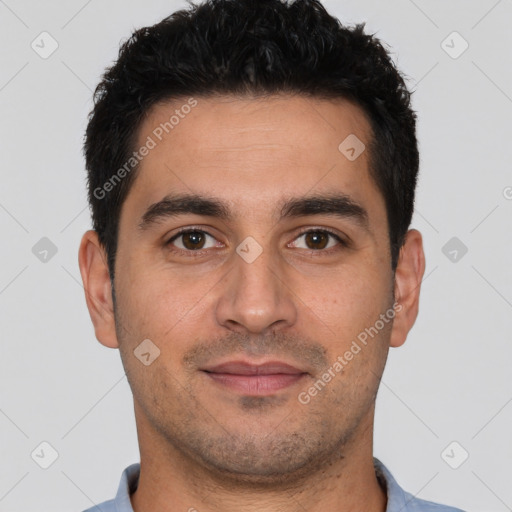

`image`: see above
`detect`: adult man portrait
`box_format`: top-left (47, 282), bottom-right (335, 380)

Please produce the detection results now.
top-left (77, 0), bottom-right (465, 510)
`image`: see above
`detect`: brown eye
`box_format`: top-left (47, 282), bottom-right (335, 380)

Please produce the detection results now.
top-left (289, 229), bottom-right (347, 253)
top-left (181, 231), bottom-right (206, 250)
top-left (304, 231), bottom-right (329, 250)
top-left (167, 230), bottom-right (217, 251)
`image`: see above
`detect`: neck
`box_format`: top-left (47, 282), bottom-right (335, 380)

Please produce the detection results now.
top-left (130, 407), bottom-right (387, 512)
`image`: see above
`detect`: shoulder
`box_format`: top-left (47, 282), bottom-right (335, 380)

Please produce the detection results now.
top-left (401, 491), bottom-right (466, 512)
top-left (373, 457), bottom-right (467, 512)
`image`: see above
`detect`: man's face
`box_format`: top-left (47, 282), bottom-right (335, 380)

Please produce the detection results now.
top-left (111, 95), bottom-right (396, 482)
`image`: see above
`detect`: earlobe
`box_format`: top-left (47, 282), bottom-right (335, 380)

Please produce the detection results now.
top-left (78, 230), bottom-right (119, 349)
top-left (389, 229), bottom-right (426, 348)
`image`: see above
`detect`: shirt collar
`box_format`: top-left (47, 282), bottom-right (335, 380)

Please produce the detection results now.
top-left (374, 456), bottom-right (411, 510)
top-left (114, 462), bottom-right (139, 512)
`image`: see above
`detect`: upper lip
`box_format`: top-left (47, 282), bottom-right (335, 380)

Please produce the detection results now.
top-left (201, 360), bottom-right (307, 375)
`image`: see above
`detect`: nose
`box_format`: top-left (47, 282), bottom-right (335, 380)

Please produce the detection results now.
top-left (215, 241), bottom-right (298, 335)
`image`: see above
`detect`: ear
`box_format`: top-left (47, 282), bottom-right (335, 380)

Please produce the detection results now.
top-left (78, 230), bottom-right (119, 348)
top-left (389, 229), bottom-right (426, 348)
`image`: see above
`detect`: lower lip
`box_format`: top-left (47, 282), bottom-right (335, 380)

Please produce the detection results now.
top-left (204, 372), bottom-right (307, 395)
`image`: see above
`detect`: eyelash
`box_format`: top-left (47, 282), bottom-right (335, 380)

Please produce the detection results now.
top-left (165, 226), bottom-right (349, 258)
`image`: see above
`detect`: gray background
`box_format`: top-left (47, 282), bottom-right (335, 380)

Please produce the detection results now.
top-left (1, 0), bottom-right (511, 511)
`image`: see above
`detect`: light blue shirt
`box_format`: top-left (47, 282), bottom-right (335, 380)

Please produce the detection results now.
top-left (83, 457), bottom-right (466, 512)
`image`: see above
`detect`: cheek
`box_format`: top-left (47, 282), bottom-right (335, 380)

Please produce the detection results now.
top-left (302, 263), bottom-right (390, 325)
top-left (116, 266), bottom-right (214, 351)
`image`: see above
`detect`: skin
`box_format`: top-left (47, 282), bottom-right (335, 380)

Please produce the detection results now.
top-left (79, 94), bottom-right (425, 512)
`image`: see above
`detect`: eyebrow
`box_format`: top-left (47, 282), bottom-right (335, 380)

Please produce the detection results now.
top-left (137, 192), bottom-right (371, 233)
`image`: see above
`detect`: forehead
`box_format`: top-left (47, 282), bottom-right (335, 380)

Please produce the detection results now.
top-left (121, 94), bottom-right (386, 231)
